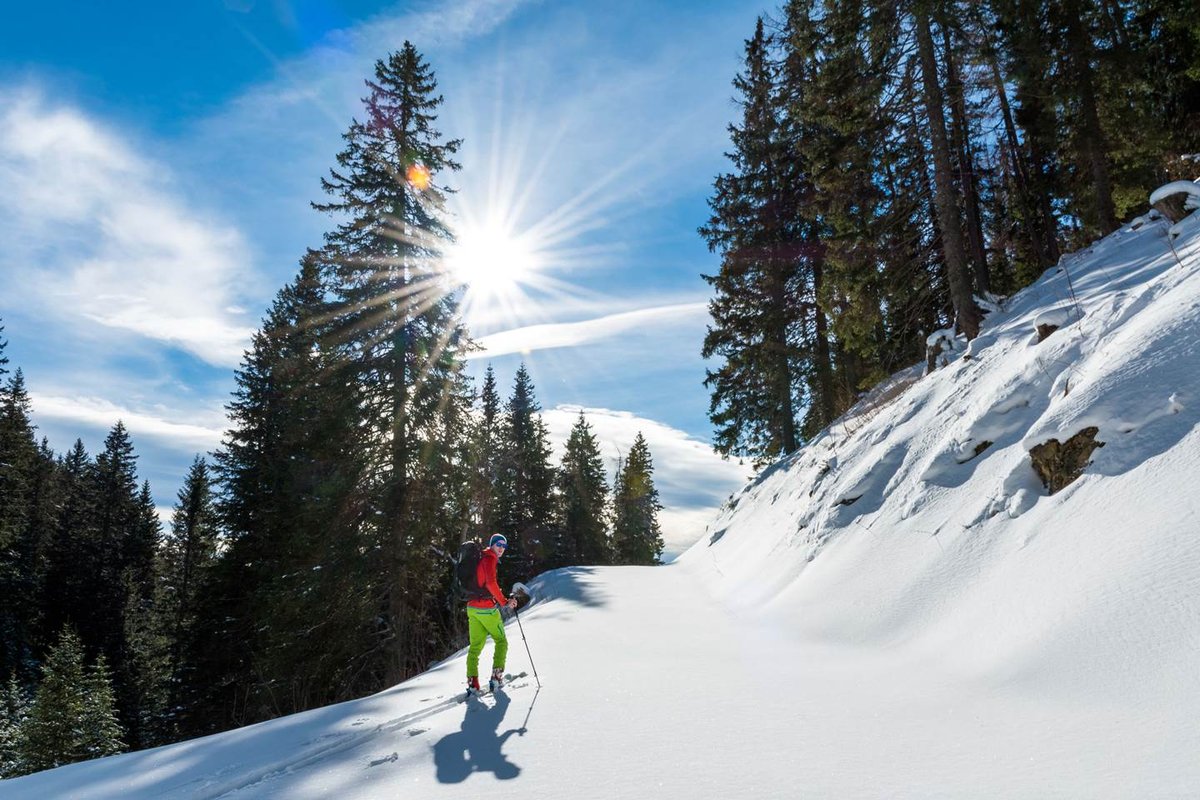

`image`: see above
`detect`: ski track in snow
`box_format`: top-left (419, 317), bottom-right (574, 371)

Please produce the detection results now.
top-left (4, 215), bottom-right (1200, 797)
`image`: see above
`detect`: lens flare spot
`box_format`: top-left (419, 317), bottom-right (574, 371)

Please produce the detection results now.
top-left (406, 163), bottom-right (431, 191)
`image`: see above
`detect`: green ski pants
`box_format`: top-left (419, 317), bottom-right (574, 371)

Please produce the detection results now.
top-left (466, 605), bottom-right (508, 677)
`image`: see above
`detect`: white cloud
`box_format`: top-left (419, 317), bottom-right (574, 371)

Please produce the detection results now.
top-left (30, 393), bottom-right (225, 452)
top-left (542, 405), bottom-right (753, 558)
top-left (474, 301), bottom-right (707, 358)
top-left (0, 90), bottom-right (257, 366)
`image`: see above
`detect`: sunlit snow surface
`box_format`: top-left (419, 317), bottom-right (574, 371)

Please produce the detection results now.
top-left (4, 215), bottom-right (1199, 797)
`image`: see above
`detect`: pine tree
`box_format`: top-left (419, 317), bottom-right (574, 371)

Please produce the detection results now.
top-left (466, 366), bottom-right (503, 539)
top-left (40, 440), bottom-right (95, 658)
top-left (495, 365), bottom-right (555, 582)
top-left (80, 655), bottom-right (125, 761)
top-left (197, 258), bottom-right (372, 731)
top-left (0, 370), bottom-right (43, 678)
top-left (84, 422), bottom-right (145, 743)
top-left (119, 481), bottom-right (169, 747)
top-left (313, 42), bottom-right (473, 687)
top-left (0, 675), bottom-right (30, 777)
top-left (17, 627), bottom-right (124, 773)
top-left (160, 457), bottom-right (219, 732)
top-left (1054, 0), bottom-right (1119, 236)
top-left (612, 433), bottom-right (664, 566)
top-left (554, 413), bottom-right (610, 567)
top-left (700, 18), bottom-right (806, 463)
top-left (915, 0), bottom-right (982, 339)
top-left (0, 371), bottom-right (37, 556)
top-left (988, 0), bottom-right (1063, 275)
top-left (778, 0), bottom-right (837, 435)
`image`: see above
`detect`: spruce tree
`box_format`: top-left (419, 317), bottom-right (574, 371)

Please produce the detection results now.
top-left (915, 1), bottom-right (982, 339)
top-left (0, 370), bottom-right (43, 678)
top-left (313, 42), bottom-right (473, 686)
top-left (40, 440), bottom-right (95, 658)
top-left (119, 481), bottom-right (169, 747)
top-left (84, 422), bottom-right (145, 743)
top-left (700, 18), bottom-right (805, 463)
top-left (466, 366), bottom-right (503, 539)
top-left (0, 675), bottom-right (30, 777)
top-left (199, 258), bottom-right (372, 730)
top-left (495, 365), bottom-right (555, 582)
top-left (988, 0), bottom-right (1063, 275)
top-left (18, 627), bottom-right (124, 773)
top-left (0, 371), bottom-right (37, 557)
top-left (161, 456), bottom-right (219, 731)
top-left (554, 413), bottom-right (610, 567)
top-left (612, 433), bottom-right (664, 566)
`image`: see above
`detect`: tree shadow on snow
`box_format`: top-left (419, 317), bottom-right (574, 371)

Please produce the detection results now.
top-left (432, 691), bottom-right (524, 783)
top-left (527, 566), bottom-right (608, 609)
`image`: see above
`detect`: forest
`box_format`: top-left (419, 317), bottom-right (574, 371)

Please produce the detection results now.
top-left (701, 0), bottom-right (1197, 463)
top-left (0, 43), bottom-right (664, 775)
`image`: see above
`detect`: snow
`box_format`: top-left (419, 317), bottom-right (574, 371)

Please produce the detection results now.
top-left (1032, 305), bottom-right (1073, 333)
top-left (925, 326), bottom-right (959, 348)
top-left (1149, 179), bottom-right (1200, 210)
top-left (4, 216), bottom-right (1200, 797)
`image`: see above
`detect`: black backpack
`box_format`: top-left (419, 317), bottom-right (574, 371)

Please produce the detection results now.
top-left (455, 540), bottom-right (490, 601)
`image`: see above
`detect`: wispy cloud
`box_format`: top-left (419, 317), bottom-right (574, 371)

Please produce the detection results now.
top-left (474, 301), bottom-right (707, 358)
top-left (542, 405), bottom-right (752, 557)
top-left (0, 89), bottom-right (257, 366)
top-left (30, 393), bottom-right (225, 452)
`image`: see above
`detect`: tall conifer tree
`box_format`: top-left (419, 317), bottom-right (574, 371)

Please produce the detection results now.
top-left (0, 371), bottom-right (43, 678)
top-left (198, 258), bottom-right (371, 729)
top-left (313, 42), bottom-right (472, 685)
top-left (701, 18), bottom-right (805, 463)
top-left (612, 433), bottom-right (664, 566)
top-left (495, 365), bottom-right (554, 582)
top-left (554, 413), bottom-right (610, 567)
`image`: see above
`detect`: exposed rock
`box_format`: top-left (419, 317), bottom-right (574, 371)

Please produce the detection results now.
top-left (925, 328), bottom-right (959, 373)
top-left (1029, 427), bottom-right (1105, 494)
top-left (1153, 193), bottom-right (1190, 224)
top-left (1034, 307), bottom-right (1071, 343)
top-left (1149, 180), bottom-right (1200, 224)
top-left (1036, 323), bottom-right (1059, 342)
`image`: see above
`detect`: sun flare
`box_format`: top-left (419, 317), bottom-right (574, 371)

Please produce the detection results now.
top-left (445, 221), bottom-right (538, 297)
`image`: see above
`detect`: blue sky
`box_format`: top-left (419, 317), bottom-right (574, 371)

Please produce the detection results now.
top-left (0, 0), bottom-right (764, 555)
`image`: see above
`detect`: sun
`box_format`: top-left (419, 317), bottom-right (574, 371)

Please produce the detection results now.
top-left (445, 220), bottom-right (539, 298)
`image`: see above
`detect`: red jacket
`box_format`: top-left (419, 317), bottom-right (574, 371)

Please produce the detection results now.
top-left (467, 548), bottom-right (508, 609)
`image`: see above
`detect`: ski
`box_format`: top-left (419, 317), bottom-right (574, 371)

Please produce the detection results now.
top-left (461, 671), bottom-right (530, 701)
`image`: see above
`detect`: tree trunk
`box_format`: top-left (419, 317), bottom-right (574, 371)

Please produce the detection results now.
top-left (984, 44), bottom-right (1052, 271)
top-left (1063, 0), bottom-right (1118, 233)
top-left (811, 255), bottom-right (836, 428)
top-left (770, 266), bottom-right (797, 455)
top-left (915, 4), bottom-right (981, 339)
top-left (941, 19), bottom-right (990, 294)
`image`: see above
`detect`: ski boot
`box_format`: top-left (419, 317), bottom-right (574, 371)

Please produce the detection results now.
top-left (466, 675), bottom-right (482, 699)
top-left (488, 668), bottom-right (505, 692)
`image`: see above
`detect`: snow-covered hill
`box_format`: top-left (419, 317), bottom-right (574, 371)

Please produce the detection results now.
top-left (4, 210), bottom-right (1199, 798)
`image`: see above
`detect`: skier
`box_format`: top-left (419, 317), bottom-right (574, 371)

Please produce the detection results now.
top-left (467, 534), bottom-right (517, 695)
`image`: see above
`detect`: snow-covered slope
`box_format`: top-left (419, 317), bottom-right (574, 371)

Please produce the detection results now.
top-left (4, 211), bottom-right (1199, 798)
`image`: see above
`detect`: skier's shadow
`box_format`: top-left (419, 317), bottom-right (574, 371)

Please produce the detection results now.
top-left (433, 691), bottom-right (523, 783)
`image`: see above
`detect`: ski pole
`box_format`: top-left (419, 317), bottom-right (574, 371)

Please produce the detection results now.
top-left (512, 606), bottom-right (541, 689)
